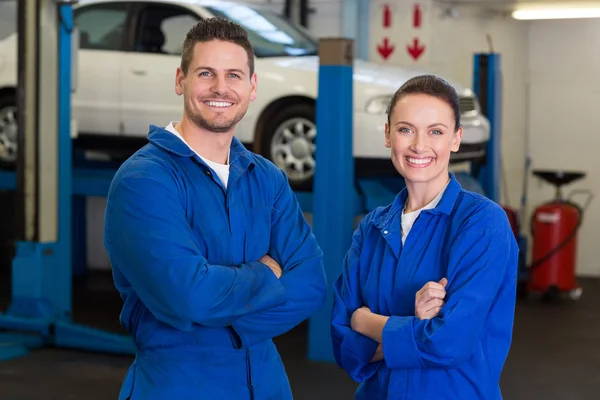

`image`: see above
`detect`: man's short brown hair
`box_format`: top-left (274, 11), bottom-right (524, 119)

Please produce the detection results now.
top-left (180, 18), bottom-right (255, 76)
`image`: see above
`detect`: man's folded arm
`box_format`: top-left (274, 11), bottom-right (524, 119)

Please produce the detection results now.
top-left (104, 172), bottom-right (286, 332)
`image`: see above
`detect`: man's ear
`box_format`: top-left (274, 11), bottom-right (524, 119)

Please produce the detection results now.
top-left (175, 67), bottom-right (185, 96)
top-left (249, 73), bottom-right (257, 102)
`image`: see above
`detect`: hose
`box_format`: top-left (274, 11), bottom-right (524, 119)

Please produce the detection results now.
top-left (526, 189), bottom-right (593, 271)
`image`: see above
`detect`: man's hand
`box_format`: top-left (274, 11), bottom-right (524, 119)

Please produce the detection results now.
top-left (259, 255), bottom-right (282, 279)
top-left (350, 306), bottom-right (370, 332)
top-left (415, 278), bottom-right (448, 320)
top-left (370, 344), bottom-right (384, 363)
top-left (351, 306), bottom-right (389, 343)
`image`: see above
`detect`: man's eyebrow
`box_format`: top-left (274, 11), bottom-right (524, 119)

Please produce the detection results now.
top-left (192, 66), bottom-right (246, 76)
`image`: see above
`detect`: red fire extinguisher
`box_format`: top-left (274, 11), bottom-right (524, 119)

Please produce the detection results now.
top-left (526, 170), bottom-right (593, 301)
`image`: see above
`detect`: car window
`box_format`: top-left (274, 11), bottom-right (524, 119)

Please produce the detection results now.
top-left (74, 3), bottom-right (129, 51)
top-left (203, 3), bottom-right (317, 58)
top-left (0, 0), bottom-right (17, 42)
top-left (134, 5), bottom-right (200, 55)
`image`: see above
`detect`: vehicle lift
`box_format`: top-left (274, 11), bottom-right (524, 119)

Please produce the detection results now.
top-left (0, 0), bottom-right (135, 361)
top-left (0, 5), bottom-right (503, 363)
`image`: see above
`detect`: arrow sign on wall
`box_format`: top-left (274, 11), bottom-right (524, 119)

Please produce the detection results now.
top-left (383, 4), bottom-right (392, 28)
top-left (369, 0), bottom-right (431, 65)
top-left (413, 4), bottom-right (421, 28)
top-left (377, 37), bottom-right (395, 59)
top-left (407, 38), bottom-right (425, 60)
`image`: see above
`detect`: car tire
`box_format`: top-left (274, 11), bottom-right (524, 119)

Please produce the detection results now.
top-left (260, 103), bottom-right (316, 191)
top-left (0, 94), bottom-right (18, 169)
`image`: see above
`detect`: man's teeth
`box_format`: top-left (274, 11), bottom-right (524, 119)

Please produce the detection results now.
top-left (407, 157), bottom-right (432, 165)
top-left (205, 101), bottom-right (232, 107)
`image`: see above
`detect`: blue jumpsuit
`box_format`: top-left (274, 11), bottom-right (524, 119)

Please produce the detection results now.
top-left (331, 173), bottom-right (519, 400)
top-left (104, 126), bottom-right (327, 400)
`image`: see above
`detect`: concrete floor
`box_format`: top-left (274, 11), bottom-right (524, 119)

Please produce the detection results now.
top-left (0, 268), bottom-right (599, 399)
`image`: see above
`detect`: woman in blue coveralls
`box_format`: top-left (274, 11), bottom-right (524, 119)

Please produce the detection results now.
top-left (331, 75), bottom-right (519, 400)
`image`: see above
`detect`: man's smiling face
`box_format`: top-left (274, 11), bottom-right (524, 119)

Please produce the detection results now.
top-left (176, 39), bottom-right (257, 134)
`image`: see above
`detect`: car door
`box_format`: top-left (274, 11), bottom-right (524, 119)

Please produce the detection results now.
top-left (120, 2), bottom-right (200, 136)
top-left (73, 1), bottom-right (129, 136)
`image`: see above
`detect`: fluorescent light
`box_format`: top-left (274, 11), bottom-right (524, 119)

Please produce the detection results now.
top-left (512, 8), bottom-right (600, 20)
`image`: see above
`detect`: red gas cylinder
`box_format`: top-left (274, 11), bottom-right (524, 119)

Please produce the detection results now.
top-left (528, 201), bottom-right (581, 294)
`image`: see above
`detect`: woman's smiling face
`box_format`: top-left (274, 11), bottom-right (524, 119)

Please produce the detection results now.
top-left (385, 93), bottom-right (462, 185)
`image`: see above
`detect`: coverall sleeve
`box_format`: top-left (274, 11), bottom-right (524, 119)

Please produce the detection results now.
top-left (229, 168), bottom-right (327, 347)
top-left (104, 171), bottom-right (286, 332)
top-left (381, 205), bottom-right (518, 369)
top-left (330, 218), bottom-right (382, 382)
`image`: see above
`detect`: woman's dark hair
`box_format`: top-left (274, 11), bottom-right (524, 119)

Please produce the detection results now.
top-left (386, 75), bottom-right (461, 131)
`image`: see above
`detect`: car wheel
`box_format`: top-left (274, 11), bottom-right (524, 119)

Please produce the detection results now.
top-left (261, 103), bottom-right (316, 191)
top-left (0, 94), bottom-right (18, 169)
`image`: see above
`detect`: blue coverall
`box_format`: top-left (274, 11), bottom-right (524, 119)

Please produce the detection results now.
top-left (104, 126), bottom-right (327, 400)
top-left (331, 173), bottom-right (519, 400)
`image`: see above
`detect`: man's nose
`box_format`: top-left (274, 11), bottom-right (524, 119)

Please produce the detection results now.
top-left (211, 75), bottom-right (228, 94)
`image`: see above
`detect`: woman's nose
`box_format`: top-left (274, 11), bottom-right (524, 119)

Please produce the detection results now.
top-left (410, 134), bottom-right (428, 153)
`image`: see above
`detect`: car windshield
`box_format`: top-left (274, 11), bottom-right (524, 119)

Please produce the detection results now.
top-left (203, 3), bottom-right (318, 58)
top-left (0, 0), bottom-right (17, 42)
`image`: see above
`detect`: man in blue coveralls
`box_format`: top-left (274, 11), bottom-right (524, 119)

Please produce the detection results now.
top-left (103, 18), bottom-right (327, 400)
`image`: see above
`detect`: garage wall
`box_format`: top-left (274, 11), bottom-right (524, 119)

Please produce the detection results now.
top-left (526, 19), bottom-right (600, 277)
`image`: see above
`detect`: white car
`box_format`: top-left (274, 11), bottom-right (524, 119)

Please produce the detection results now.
top-left (0, 0), bottom-right (490, 189)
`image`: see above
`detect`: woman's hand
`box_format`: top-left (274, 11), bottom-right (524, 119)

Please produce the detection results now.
top-left (415, 278), bottom-right (448, 320)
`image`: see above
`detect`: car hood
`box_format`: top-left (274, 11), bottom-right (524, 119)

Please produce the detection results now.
top-left (268, 56), bottom-right (470, 95)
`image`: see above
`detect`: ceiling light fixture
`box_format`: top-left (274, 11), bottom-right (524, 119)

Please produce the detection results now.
top-left (512, 7), bottom-right (600, 20)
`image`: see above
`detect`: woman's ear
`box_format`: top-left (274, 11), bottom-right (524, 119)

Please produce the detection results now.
top-left (451, 125), bottom-right (463, 152)
top-left (384, 122), bottom-right (391, 148)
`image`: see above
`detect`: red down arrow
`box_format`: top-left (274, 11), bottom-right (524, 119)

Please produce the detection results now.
top-left (377, 37), bottom-right (395, 60)
top-left (407, 38), bottom-right (425, 60)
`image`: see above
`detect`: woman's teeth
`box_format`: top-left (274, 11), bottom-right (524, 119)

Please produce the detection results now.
top-left (407, 157), bottom-right (433, 165)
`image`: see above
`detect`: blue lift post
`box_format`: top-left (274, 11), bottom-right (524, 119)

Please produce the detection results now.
top-left (472, 53), bottom-right (502, 204)
top-left (308, 38), bottom-right (358, 362)
top-left (0, 0), bottom-right (135, 361)
top-left (472, 53), bottom-right (528, 273)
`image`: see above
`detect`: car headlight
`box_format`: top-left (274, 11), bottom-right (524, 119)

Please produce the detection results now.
top-left (365, 95), bottom-right (393, 114)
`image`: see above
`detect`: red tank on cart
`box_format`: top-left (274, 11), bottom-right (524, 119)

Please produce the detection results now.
top-left (528, 202), bottom-right (580, 292)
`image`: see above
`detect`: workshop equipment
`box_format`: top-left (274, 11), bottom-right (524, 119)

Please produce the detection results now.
top-left (526, 170), bottom-right (593, 301)
top-left (502, 205), bottom-right (518, 239)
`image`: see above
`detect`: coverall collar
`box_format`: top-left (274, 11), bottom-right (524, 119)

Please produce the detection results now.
top-left (147, 124), bottom-right (256, 171)
top-left (372, 172), bottom-right (463, 231)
